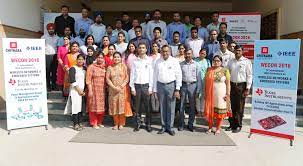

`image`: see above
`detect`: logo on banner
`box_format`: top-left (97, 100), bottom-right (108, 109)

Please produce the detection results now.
top-left (26, 46), bottom-right (42, 51)
top-left (221, 18), bottom-right (226, 22)
top-left (256, 88), bottom-right (263, 96)
top-left (6, 42), bottom-right (22, 53)
top-left (256, 46), bottom-right (272, 58)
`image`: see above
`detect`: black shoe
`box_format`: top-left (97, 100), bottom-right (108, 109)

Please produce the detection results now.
top-left (168, 130), bottom-right (175, 136)
top-left (225, 126), bottom-right (233, 131)
top-left (178, 126), bottom-right (184, 131)
top-left (232, 127), bottom-right (241, 133)
top-left (146, 126), bottom-right (152, 132)
top-left (187, 125), bottom-right (194, 132)
top-left (157, 128), bottom-right (165, 134)
top-left (133, 126), bottom-right (140, 132)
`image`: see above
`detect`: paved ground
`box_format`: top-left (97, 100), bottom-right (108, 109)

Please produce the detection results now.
top-left (0, 121), bottom-right (302, 166)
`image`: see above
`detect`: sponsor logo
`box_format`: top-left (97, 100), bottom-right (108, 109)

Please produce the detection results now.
top-left (6, 42), bottom-right (22, 52)
top-left (256, 88), bottom-right (263, 96)
top-left (256, 46), bottom-right (272, 58)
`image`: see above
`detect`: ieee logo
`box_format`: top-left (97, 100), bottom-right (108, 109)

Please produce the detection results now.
top-left (26, 46), bottom-right (42, 51)
top-left (10, 42), bottom-right (17, 48)
top-left (261, 47), bottom-right (269, 54)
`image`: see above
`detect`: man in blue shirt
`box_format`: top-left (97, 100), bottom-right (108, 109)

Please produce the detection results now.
top-left (129, 25), bottom-right (151, 55)
top-left (113, 19), bottom-right (129, 42)
top-left (74, 7), bottom-right (94, 36)
top-left (166, 12), bottom-right (187, 44)
top-left (218, 22), bottom-right (233, 44)
top-left (57, 26), bottom-right (75, 46)
top-left (105, 25), bottom-right (117, 44)
top-left (74, 27), bottom-right (86, 46)
top-left (194, 16), bottom-right (209, 43)
top-left (203, 29), bottom-right (220, 60)
top-left (88, 12), bottom-right (106, 46)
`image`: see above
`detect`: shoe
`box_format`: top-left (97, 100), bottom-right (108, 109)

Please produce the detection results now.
top-left (178, 126), bottom-right (184, 131)
top-left (119, 125), bottom-right (124, 130)
top-left (98, 124), bottom-right (104, 128)
top-left (93, 125), bottom-right (100, 129)
top-left (232, 127), bottom-right (241, 133)
top-left (133, 126), bottom-right (140, 132)
top-left (112, 125), bottom-right (118, 130)
top-left (73, 124), bottom-right (81, 131)
top-left (225, 126), bottom-right (233, 131)
top-left (146, 126), bottom-right (152, 132)
top-left (157, 128), bottom-right (166, 134)
top-left (187, 125), bottom-right (194, 132)
top-left (168, 130), bottom-right (175, 136)
top-left (214, 129), bottom-right (221, 135)
top-left (206, 128), bottom-right (212, 134)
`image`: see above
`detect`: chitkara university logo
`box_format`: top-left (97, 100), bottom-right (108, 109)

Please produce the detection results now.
top-left (256, 88), bottom-right (263, 96)
top-left (6, 41), bottom-right (22, 53)
top-left (261, 47), bottom-right (269, 54)
top-left (10, 42), bottom-right (17, 48)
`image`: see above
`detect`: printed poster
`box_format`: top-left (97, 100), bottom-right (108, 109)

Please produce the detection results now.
top-left (3, 38), bottom-right (48, 130)
top-left (219, 13), bottom-right (261, 59)
top-left (251, 39), bottom-right (300, 140)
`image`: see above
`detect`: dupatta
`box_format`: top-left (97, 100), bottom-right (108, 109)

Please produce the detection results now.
top-left (204, 67), bottom-right (215, 124)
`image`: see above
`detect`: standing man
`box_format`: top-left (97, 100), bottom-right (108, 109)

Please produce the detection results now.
top-left (206, 11), bottom-right (220, 33)
top-left (218, 22), bottom-right (233, 44)
top-left (153, 27), bottom-right (168, 49)
top-left (88, 12), bottom-right (106, 47)
top-left (214, 38), bottom-right (235, 67)
top-left (54, 5), bottom-right (75, 37)
top-left (74, 27), bottom-right (86, 46)
top-left (41, 23), bottom-right (59, 91)
top-left (169, 31), bottom-right (182, 57)
top-left (128, 19), bottom-right (140, 40)
top-left (153, 45), bottom-right (182, 136)
top-left (185, 27), bottom-right (204, 59)
top-left (146, 9), bottom-right (167, 41)
top-left (228, 41), bottom-right (237, 53)
top-left (140, 12), bottom-right (151, 38)
top-left (166, 12), bottom-right (187, 44)
top-left (122, 12), bottom-right (133, 31)
top-left (178, 49), bottom-right (198, 132)
top-left (57, 26), bottom-right (75, 46)
top-left (113, 19), bottom-right (129, 42)
top-left (184, 15), bottom-right (194, 38)
top-left (129, 26), bottom-right (151, 54)
top-left (130, 43), bottom-right (153, 132)
top-left (203, 30), bottom-right (220, 60)
top-left (227, 45), bottom-right (252, 133)
top-left (194, 16), bottom-right (209, 43)
top-left (74, 7), bottom-right (94, 36)
top-left (105, 25), bottom-right (117, 44)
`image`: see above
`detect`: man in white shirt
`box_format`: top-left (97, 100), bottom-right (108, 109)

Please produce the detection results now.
top-left (113, 19), bottom-right (129, 42)
top-left (185, 27), bottom-right (204, 59)
top-left (227, 45), bottom-right (253, 133)
top-left (128, 19), bottom-right (140, 40)
top-left (146, 9), bottom-right (167, 41)
top-left (206, 11), bottom-right (220, 33)
top-left (214, 38), bottom-right (235, 67)
top-left (41, 23), bottom-right (59, 91)
top-left (153, 45), bottom-right (182, 136)
top-left (140, 12), bottom-right (151, 38)
top-left (130, 43), bottom-right (153, 132)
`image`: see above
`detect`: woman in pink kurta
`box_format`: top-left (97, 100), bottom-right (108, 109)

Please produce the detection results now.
top-left (56, 36), bottom-right (70, 91)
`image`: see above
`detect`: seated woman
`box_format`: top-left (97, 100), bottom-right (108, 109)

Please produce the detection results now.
top-left (204, 55), bottom-right (231, 135)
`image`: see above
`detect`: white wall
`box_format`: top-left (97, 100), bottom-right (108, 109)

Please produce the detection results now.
top-left (0, 0), bottom-right (42, 32)
top-left (232, 0), bottom-right (303, 35)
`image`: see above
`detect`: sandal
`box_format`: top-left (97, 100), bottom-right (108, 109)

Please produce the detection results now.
top-left (215, 130), bottom-right (221, 135)
top-left (112, 125), bottom-right (118, 130)
top-left (206, 129), bottom-right (212, 134)
top-left (93, 125), bottom-right (100, 129)
top-left (119, 125), bottom-right (124, 130)
top-left (98, 124), bottom-right (104, 128)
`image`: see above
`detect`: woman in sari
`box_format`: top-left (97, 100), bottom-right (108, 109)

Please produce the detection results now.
top-left (114, 31), bottom-right (128, 56)
top-left (86, 46), bottom-right (96, 66)
top-left (64, 54), bottom-right (86, 131)
top-left (86, 52), bottom-right (106, 129)
top-left (125, 42), bottom-right (137, 72)
top-left (106, 52), bottom-right (132, 130)
top-left (56, 35), bottom-right (70, 95)
top-left (204, 55), bottom-right (231, 135)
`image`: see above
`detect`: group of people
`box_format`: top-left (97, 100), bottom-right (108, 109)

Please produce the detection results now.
top-left (42, 5), bottom-right (253, 136)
